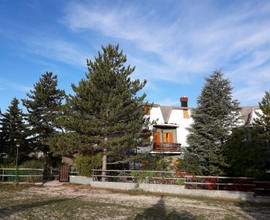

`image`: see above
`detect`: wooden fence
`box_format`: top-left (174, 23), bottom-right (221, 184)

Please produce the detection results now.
top-left (0, 168), bottom-right (43, 183)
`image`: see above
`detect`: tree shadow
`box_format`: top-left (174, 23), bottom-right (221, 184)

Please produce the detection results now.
top-left (134, 195), bottom-right (196, 220)
top-left (233, 199), bottom-right (270, 220)
top-left (0, 196), bottom-right (83, 218)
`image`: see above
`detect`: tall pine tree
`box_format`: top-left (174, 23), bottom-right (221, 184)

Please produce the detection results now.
top-left (253, 90), bottom-right (270, 171)
top-left (22, 72), bottom-right (65, 168)
top-left (180, 70), bottom-right (242, 175)
top-left (0, 97), bottom-right (30, 164)
top-left (49, 44), bottom-right (155, 181)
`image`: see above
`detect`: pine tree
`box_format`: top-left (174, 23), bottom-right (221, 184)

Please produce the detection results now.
top-left (253, 90), bottom-right (270, 171)
top-left (22, 72), bottom-right (65, 168)
top-left (181, 70), bottom-right (242, 175)
top-left (49, 44), bottom-right (155, 181)
top-left (0, 97), bottom-right (31, 164)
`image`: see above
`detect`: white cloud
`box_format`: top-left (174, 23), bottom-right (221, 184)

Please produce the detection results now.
top-left (2, 0), bottom-right (270, 106)
top-left (61, 1), bottom-right (270, 80)
top-left (22, 37), bottom-right (91, 68)
top-left (0, 78), bottom-right (32, 92)
top-left (233, 86), bottom-right (265, 105)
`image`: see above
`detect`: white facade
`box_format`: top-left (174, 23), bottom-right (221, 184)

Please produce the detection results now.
top-left (141, 103), bottom-right (260, 155)
top-left (149, 105), bottom-right (193, 147)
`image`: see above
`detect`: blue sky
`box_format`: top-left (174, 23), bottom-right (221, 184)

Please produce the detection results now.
top-left (1, 0), bottom-right (270, 113)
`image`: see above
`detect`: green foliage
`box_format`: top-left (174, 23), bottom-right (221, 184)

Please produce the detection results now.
top-left (177, 179), bottom-right (185, 185)
top-left (253, 90), bottom-right (270, 171)
top-left (75, 153), bottom-right (103, 177)
top-left (130, 171), bottom-right (155, 181)
top-left (143, 155), bottom-right (171, 171)
top-left (182, 70), bottom-right (242, 175)
top-left (49, 44), bottom-right (155, 172)
top-left (0, 97), bottom-right (31, 164)
top-left (22, 72), bottom-right (65, 168)
top-left (218, 126), bottom-right (264, 177)
top-left (20, 160), bottom-right (43, 169)
top-left (0, 163), bottom-right (16, 168)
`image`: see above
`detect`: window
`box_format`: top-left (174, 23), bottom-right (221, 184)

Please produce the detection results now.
top-left (183, 109), bottom-right (190, 118)
top-left (163, 132), bottom-right (173, 143)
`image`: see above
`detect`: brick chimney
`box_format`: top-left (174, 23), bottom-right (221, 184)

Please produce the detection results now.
top-left (180, 96), bottom-right (188, 107)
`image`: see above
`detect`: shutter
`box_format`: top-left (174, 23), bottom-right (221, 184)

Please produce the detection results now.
top-left (183, 109), bottom-right (190, 118)
top-left (154, 132), bottom-right (160, 143)
top-left (168, 133), bottom-right (173, 143)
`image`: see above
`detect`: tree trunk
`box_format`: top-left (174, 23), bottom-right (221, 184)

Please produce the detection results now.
top-left (43, 150), bottom-right (47, 170)
top-left (102, 149), bottom-right (107, 182)
top-left (102, 133), bottom-right (108, 182)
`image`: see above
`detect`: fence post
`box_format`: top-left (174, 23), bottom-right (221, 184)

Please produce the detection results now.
top-left (217, 176), bottom-right (219, 190)
top-left (2, 168), bottom-right (4, 182)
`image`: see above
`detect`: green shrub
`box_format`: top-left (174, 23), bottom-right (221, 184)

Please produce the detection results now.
top-left (75, 153), bottom-right (102, 177)
top-left (177, 179), bottom-right (185, 185)
top-left (20, 160), bottom-right (43, 169)
top-left (0, 163), bottom-right (16, 168)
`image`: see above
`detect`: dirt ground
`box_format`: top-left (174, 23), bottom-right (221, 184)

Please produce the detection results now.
top-left (1, 181), bottom-right (270, 219)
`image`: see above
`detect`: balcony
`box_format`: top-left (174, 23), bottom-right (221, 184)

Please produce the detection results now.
top-left (153, 143), bottom-right (181, 152)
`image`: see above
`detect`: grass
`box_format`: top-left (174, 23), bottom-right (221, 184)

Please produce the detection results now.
top-left (0, 184), bottom-right (270, 219)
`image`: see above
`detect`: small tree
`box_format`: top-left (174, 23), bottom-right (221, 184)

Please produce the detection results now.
top-left (22, 72), bottom-right (65, 169)
top-left (49, 44), bottom-right (155, 181)
top-left (181, 70), bottom-right (242, 175)
top-left (0, 97), bottom-right (31, 164)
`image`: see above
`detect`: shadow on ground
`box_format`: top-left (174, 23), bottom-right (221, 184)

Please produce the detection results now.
top-left (0, 196), bottom-right (82, 219)
top-left (134, 195), bottom-right (196, 220)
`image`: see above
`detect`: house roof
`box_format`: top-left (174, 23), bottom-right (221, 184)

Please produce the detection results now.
top-left (153, 104), bottom-right (194, 123)
top-left (240, 106), bottom-right (259, 125)
top-left (153, 104), bottom-right (259, 125)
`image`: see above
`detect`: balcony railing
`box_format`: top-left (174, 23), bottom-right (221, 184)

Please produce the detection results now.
top-left (153, 143), bottom-right (181, 152)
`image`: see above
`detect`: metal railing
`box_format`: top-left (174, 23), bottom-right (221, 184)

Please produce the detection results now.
top-left (153, 143), bottom-right (181, 152)
top-left (91, 170), bottom-right (270, 196)
top-left (92, 169), bottom-right (185, 184)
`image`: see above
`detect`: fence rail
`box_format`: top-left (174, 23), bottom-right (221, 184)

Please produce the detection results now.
top-left (0, 168), bottom-right (43, 183)
top-left (92, 169), bottom-right (185, 184)
top-left (91, 169), bottom-right (270, 196)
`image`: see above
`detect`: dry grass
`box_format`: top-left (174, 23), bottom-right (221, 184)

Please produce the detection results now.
top-left (0, 183), bottom-right (270, 219)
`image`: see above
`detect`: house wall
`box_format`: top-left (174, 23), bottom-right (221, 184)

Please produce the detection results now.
top-left (148, 105), bottom-right (259, 148)
top-left (169, 109), bottom-right (193, 147)
top-left (149, 107), bottom-right (193, 148)
top-left (150, 106), bottom-right (164, 124)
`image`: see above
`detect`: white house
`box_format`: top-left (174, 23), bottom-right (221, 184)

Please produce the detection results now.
top-left (137, 97), bottom-right (260, 159)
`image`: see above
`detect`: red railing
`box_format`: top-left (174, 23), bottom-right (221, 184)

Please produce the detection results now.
top-left (153, 143), bottom-right (181, 152)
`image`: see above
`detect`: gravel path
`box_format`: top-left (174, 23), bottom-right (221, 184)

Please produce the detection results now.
top-left (20, 181), bottom-right (270, 220)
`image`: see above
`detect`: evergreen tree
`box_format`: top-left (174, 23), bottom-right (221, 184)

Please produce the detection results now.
top-left (0, 97), bottom-right (30, 164)
top-left (222, 126), bottom-right (265, 177)
top-left (49, 44), bottom-right (155, 181)
top-left (253, 90), bottom-right (270, 171)
top-left (180, 70), bottom-right (242, 175)
top-left (22, 72), bottom-right (65, 168)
